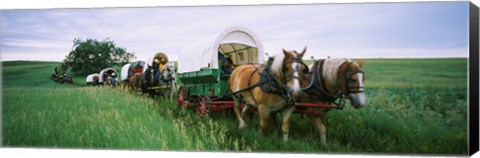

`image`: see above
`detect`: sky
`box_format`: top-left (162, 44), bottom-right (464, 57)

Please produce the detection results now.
top-left (0, 1), bottom-right (470, 62)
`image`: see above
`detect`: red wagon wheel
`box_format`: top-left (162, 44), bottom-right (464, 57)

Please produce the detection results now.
top-left (198, 94), bottom-right (212, 118)
top-left (177, 86), bottom-right (190, 109)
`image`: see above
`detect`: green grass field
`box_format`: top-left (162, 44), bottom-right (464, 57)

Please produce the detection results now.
top-left (1, 58), bottom-right (468, 155)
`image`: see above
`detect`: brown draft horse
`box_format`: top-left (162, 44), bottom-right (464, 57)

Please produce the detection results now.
top-left (300, 58), bottom-right (365, 145)
top-left (229, 48), bottom-right (308, 142)
top-left (128, 73), bottom-right (143, 91)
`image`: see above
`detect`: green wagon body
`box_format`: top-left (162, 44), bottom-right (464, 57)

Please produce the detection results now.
top-left (178, 67), bottom-right (231, 98)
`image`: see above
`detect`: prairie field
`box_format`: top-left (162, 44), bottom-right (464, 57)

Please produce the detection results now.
top-left (1, 58), bottom-right (468, 155)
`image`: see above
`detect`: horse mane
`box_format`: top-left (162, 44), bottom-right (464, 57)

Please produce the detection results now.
top-left (322, 58), bottom-right (351, 85)
top-left (271, 52), bottom-right (286, 76)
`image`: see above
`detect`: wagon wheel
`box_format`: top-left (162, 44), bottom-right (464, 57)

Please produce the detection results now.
top-left (177, 86), bottom-right (185, 109)
top-left (198, 94), bottom-right (211, 118)
top-left (178, 86), bottom-right (192, 108)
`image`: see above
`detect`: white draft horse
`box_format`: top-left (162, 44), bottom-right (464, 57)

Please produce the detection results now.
top-left (159, 63), bottom-right (177, 101)
top-left (229, 48), bottom-right (308, 142)
top-left (300, 58), bottom-right (365, 145)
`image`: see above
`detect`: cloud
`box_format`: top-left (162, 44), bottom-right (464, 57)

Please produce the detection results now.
top-left (0, 2), bottom-right (469, 62)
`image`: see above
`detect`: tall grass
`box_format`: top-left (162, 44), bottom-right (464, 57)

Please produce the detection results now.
top-left (2, 87), bottom-right (258, 151)
top-left (1, 59), bottom-right (469, 155)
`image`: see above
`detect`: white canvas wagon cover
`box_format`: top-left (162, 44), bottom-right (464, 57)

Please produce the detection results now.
top-left (86, 73), bottom-right (99, 83)
top-left (178, 26), bottom-right (264, 73)
top-left (120, 63), bottom-right (131, 81)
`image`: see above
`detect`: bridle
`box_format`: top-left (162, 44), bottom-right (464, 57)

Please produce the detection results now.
top-left (279, 56), bottom-right (308, 104)
top-left (329, 62), bottom-right (365, 108)
top-left (282, 57), bottom-right (309, 85)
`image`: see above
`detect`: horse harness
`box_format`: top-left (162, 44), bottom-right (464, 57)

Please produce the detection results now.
top-left (302, 59), bottom-right (364, 108)
top-left (230, 56), bottom-right (308, 107)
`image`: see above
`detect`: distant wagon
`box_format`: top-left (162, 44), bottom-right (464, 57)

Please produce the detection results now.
top-left (86, 73), bottom-right (100, 86)
top-left (99, 67), bottom-right (119, 86)
top-left (121, 60), bottom-right (145, 90)
top-left (142, 52), bottom-right (176, 99)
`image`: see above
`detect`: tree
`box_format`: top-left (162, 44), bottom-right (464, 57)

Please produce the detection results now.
top-left (64, 38), bottom-right (136, 75)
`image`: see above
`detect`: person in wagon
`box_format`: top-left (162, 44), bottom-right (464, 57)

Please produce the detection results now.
top-left (152, 59), bottom-right (162, 79)
top-left (223, 57), bottom-right (236, 74)
top-left (218, 51), bottom-right (226, 66)
top-left (135, 64), bottom-right (143, 74)
top-left (134, 65), bottom-right (143, 89)
top-left (128, 67), bottom-right (135, 78)
top-left (111, 72), bottom-right (117, 85)
top-left (103, 72), bottom-right (109, 84)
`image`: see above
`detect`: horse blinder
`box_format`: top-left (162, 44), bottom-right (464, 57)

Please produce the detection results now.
top-left (345, 70), bottom-right (364, 94)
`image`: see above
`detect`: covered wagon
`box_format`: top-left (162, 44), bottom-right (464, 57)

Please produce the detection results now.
top-left (121, 60), bottom-right (146, 90)
top-left (99, 67), bottom-right (119, 86)
top-left (177, 26), bottom-right (264, 114)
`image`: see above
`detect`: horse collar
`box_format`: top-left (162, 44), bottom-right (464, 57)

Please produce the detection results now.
top-left (302, 59), bottom-right (345, 106)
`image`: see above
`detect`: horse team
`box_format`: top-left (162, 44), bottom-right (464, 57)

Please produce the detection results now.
top-left (229, 48), bottom-right (365, 144)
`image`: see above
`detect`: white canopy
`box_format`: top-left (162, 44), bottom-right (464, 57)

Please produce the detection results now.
top-left (178, 26), bottom-right (264, 73)
top-left (120, 63), bottom-right (131, 81)
top-left (86, 73), bottom-right (99, 83)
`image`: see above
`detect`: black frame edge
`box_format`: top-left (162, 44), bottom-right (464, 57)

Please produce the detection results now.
top-left (469, 1), bottom-right (479, 156)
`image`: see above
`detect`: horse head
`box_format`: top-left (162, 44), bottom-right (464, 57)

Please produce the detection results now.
top-left (272, 47), bottom-right (308, 100)
top-left (164, 63), bottom-right (176, 81)
top-left (337, 59), bottom-right (365, 108)
top-left (147, 65), bottom-right (156, 86)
